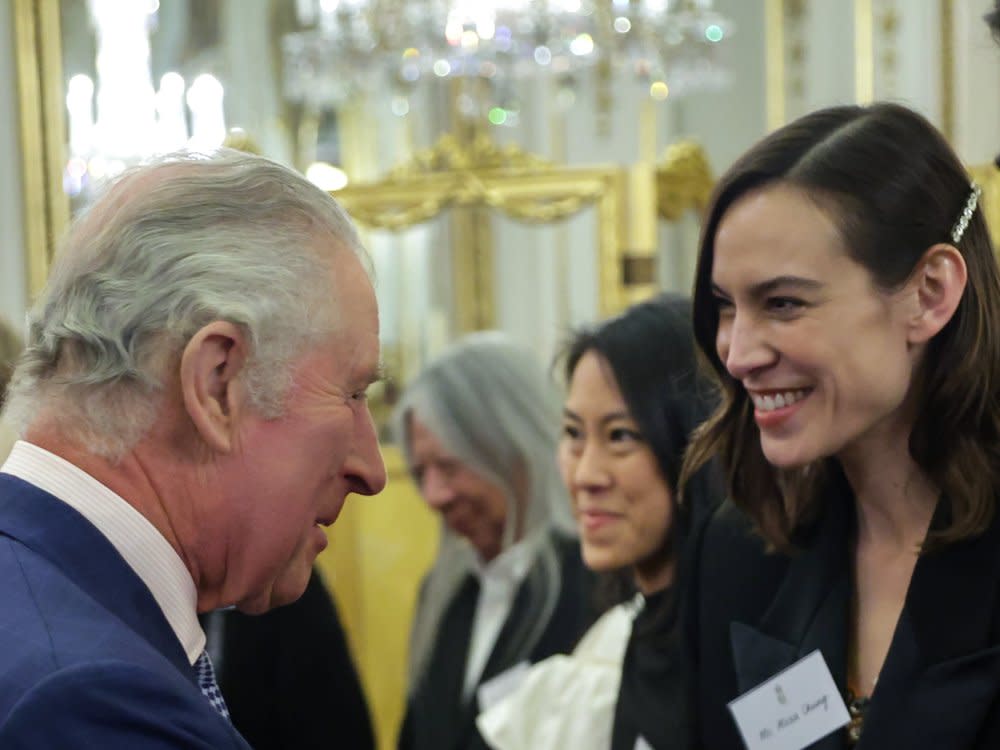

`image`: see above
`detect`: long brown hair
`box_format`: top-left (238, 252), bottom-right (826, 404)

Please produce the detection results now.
top-left (680, 102), bottom-right (1000, 551)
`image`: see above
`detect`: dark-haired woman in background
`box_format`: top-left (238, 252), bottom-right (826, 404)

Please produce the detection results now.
top-left (478, 295), bottom-right (720, 750)
top-left (682, 101), bottom-right (1000, 749)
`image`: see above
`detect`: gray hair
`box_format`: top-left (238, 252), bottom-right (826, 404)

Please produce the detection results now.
top-left (393, 331), bottom-right (575, 689)
top-left (0, 316), bottom-right (23, 411)
top-left (4, 148), bottom-right (366, 458)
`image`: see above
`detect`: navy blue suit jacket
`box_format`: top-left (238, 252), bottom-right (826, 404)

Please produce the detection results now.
top-left (0, 472), bottom-right (250, 748)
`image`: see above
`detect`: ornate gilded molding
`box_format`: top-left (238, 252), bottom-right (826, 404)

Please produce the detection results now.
top-left (765, 0), bottom-right (808, 128)
top-left (333, 136), bottom-right (628, 317)
top-left (385, 133), bottom-right (553, 181)
top-left (854, 0), bottom-right (874, 103)
top-left (765, 0), bottom-right (787, 129)
top-left (655, 140), bottom-right (714, 221)
top-left (968, 162), bottom-right (1000, 248)
top-left (14, 0), bottom-right (69, 299)
top-left (874, 0), bottom-right (900, 97)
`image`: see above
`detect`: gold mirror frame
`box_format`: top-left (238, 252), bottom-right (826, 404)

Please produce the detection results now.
top-left (333, 133), bottom-right (629, 326)
top-left (335, 134), bottom-right (714, 330)
top-left (13, 0), bottom-right (68, 300)
top-left (11, 0), bottom-right (709, 321)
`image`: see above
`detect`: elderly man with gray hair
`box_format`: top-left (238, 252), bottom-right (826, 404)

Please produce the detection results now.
top-left (0, 150), bottom-right (386, 747)
top-left (394, 332), bottom-right (594, 750)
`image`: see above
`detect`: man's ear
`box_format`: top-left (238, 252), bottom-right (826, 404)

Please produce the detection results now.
top-left (905, 243), bottom-right (968, 345)
top-left (179, 321), bottom-right (250, 453)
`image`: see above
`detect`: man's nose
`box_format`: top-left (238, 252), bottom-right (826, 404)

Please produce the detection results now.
top-left (345, 407), bottom-right (387, 496)
top-left (420, 466), bottom-right (456, 510)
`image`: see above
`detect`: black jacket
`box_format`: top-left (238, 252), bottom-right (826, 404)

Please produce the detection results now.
top-left (399, 530), bottom-right (595, 750)
top-left (201, 569), bottom-right (375, 750)
top-left (686, 478), bottom-right (1000, 750)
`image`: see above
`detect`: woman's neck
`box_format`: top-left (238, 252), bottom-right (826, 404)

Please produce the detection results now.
top-left (838, 430), bottom-right (937, 550)
top-left (634, 554), bottom-right (675, 596)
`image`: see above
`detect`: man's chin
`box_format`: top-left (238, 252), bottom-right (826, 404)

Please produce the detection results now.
top-left (235, 567), bottom-right (312, 614)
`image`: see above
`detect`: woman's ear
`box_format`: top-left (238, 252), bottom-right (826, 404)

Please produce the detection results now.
top-left (906, 243), bottom-right (968, 345)
top-left (179, 321), bottom-right (250, 453)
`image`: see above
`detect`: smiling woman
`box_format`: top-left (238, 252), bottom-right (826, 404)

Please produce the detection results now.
top-left (681, 102), bottom-right (1000, 750)
top-left (477, 294), bottom-right (722, 750)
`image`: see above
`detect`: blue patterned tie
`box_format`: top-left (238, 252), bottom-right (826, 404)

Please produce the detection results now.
top-left (194, 650), bottom-right (231, 720)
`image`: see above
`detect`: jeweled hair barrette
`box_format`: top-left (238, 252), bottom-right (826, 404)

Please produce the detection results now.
top-left (950, 182), bottom-right (982, 244)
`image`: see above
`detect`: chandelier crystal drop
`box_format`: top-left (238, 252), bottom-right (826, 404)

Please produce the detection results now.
top-left (283, 0), bottom-right (734, 112)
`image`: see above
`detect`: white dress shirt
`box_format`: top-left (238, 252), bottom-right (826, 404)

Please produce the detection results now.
top-left (1, 440), bottom-right (205, 665)
top-left (462, 535), bottom-right (537, 700)
top-left (476, 595), bottom-right (645, 750)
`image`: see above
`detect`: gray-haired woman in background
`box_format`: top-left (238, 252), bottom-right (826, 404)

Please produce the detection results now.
top-left (394, 331), bottom-right (594, 750)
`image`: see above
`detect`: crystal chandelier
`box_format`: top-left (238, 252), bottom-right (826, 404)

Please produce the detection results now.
top-left (64, 0), bottom-right (228, 201)
top-left (283, 0), bottom-right (733, 114)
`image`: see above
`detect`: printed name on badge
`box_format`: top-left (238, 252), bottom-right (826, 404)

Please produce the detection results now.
top-left (727, 650), bottom-right (850, 750)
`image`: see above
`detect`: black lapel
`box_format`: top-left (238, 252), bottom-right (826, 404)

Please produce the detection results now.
top-left (0, 473), bottom-right (194, 681)
top-left (858, 499), bottom-right (1000, 749)
top-left (729, 481), bottom-right (852, 750)
top-left (447, 567), bottom-right (536, 750)
top-left (408, 572), bottom-right (480, 750)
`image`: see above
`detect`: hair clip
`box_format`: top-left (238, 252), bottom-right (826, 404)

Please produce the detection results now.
top-left (950, 182), bottom-right (982, 244)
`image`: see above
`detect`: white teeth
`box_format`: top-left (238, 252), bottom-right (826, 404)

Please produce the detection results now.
top-left (751, 389), bottom-right (808, 412)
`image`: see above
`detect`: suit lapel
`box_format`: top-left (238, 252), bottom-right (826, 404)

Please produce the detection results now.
top-left (446, 570), bottom-right (535, 750)
top-left (729, 480), bottom-right (852, 750)
top-left (728, 482), bottom-right (1000, 750)
top-left (858, 499), bottom-right (1000, 749)
top-left (0, 473), bottom-right (194, 681)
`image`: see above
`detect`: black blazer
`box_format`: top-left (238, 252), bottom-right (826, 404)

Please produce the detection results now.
top-left (201, 569), bottom-right (375, 750)
top-left (611, 588), bottom-right (692, 750)
top-left (399, 530), bottom-right (595, 750)
top-left (687, 480), bottom-right (1000, 750)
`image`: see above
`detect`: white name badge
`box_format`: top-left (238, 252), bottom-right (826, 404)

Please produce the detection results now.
top-left (477, 661), bottom-right (531, 711)
top-left (727, 650), bottom-right (850, 750)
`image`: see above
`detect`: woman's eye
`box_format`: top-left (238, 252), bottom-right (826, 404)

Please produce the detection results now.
top-left (713, 294), bottom-right (735, 317)
top-left (767, 296), bottom-right (805, 314)
top-left (608, 427), bottom-right (641, 443)
top-left (561, 423), bottom-right (581, 440)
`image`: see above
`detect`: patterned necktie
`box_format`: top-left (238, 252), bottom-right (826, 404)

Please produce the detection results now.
top-left (194, 650), bottom-right (231, 720)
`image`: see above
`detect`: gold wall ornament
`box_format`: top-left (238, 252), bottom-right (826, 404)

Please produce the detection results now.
top-left (854, 0), bottom-right (875, 104)
top-left (612, 139), bottom-right (715, 308)
top-left (384, 132), bottom-right (554, 179)
top-left (765, 0), bottom-right (808, 129)
top-left (765, 0), bottom-right (787, 129)
top-left (332, 134), bottom-right (629, 320)
top-left (221, 128), bottom-right (263, 155)
top-left (14, 0), bottom-right (69, 299)
top-left (655, 140), bottom-right (714, 221)
top-left (968, 163), bottom-right (1000, 249)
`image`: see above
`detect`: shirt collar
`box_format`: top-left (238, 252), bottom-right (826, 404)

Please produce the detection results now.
top-left (469, 530), bottom-right (541, 587)
top-left (1, 440), bottom-right (206, 664)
